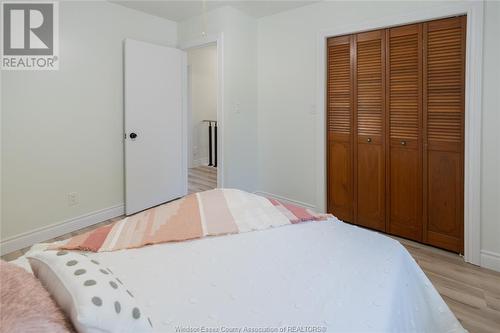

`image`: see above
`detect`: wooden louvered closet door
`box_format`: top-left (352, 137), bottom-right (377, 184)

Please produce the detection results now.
top-left (327, 35), bottom-right (354, 222)
top-left (386, 24), bottom-right (423, 241)
top-left (354, 30), bottom-right (386, 231)
top-left (326, 16), bottom-right (465, 253)
top-left (423, 17), bottom-right (465, 253)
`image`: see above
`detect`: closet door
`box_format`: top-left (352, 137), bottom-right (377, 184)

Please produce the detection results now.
top-left (386, 24), bottom-right (423, 241)
top-left (423, 17), bottom-right (465, 253)
top-left (327, 35), bottom-right (354, 222)
top-left (354, 30), bottom-right (386, 231)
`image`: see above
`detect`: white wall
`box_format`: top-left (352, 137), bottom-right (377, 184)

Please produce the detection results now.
top-left (257, 1), bottom-right (500, 257)
top-left (179, 6), bottom-right (258, 191)
top-left (480, 0), bottom-right (500, 263)
top-left (187, 44), bottom-right (217, 167)
top-left (1, 1), bottom-right (177, 241)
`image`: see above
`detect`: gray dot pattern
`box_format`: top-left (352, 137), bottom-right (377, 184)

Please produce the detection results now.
top-left (92, 297), bottom-right (102, 306)
top-left (132, 307), bottom-right (141, 319)
top-left (57, 252), bottom-right (150, 326)
top-left (66, 260), bottom-right (78, 266)
top-left (84, 280), bottom-right (96, 286)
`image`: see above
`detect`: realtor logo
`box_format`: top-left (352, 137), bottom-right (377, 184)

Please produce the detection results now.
top-left (1, 2), bottom-right (59, 70)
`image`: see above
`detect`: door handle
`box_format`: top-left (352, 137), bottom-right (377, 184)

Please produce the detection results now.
top-left (400, 140), bottom-right (406, 146)
top-left (366, 138), bottom-right (372, 143)
top-left (129, 132), bottom-right (138, 139)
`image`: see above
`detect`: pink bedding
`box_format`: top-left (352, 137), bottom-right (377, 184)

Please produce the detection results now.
top-left (0, 260), bottom-right (74, 333)
top-left (56, 189), bottom-right (331, 252)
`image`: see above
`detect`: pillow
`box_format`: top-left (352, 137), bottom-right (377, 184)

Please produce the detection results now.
top-left (0, 259), bottom-right (74, 333)
top-left (27, 250), bottom-right (153, 333)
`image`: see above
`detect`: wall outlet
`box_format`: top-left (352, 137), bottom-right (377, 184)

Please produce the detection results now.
top-left (68, 192), bottom-right (79, 206)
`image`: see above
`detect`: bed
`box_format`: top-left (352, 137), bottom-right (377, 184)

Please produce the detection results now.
top-left (10, 190), bottom-right (464, 332)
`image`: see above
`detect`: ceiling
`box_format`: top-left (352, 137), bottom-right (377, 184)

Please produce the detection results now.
top-left (111, 0), bottom-right (318, 22)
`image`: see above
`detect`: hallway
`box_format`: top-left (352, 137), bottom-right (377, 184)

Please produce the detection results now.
top-left (188, 166), bottom-right (217, 194)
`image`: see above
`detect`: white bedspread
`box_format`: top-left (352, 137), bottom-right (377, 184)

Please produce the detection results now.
top-left (16, 219), bottom-right (464, 332)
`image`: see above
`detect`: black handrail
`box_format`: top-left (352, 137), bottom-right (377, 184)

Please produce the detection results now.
top-left (202, 120), bottom-right (217, 167)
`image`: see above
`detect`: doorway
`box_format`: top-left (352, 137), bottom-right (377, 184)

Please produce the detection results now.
top-left (186, 43), bottom-right (218, 193)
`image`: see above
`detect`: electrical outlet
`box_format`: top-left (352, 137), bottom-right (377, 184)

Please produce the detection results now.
top-left (68, 192), bottom-right (79, 206)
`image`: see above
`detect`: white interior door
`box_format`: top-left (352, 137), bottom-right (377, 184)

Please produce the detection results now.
top-left (124, 39), bottom-right (187, 215)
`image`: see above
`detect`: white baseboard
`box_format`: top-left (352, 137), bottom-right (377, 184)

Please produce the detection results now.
top-left (480, 250), bottom-right (500, 272)
top-left (0, 204), bottom-right (124, 255)
top-left (254, 191), bottom-right (316, 210)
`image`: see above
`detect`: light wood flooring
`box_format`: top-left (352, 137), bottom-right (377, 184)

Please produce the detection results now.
top-left (2, 175), bottom-right (499, 332)
top-left (395, 237), bottom-right (500, 333)
top-left (188, 165), bottom-right (217, 194)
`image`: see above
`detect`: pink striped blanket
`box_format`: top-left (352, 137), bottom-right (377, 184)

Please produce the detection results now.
top-left (54, 189), bottom-right (332, 252)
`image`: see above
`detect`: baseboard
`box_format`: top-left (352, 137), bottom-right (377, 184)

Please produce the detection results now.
top-left (0, 204), bottom-right (125, 255)
top-left (480, 250), bottom-right (500, 272)
top-left (254, 191), bottom-right (316, 210)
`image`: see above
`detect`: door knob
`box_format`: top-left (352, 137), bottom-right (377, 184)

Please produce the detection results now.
top-left (400, 140), bottom-right (406, 145)
top-left (366, 138), bottom-right (372, 143)
top-left (129, 132), bottom-right (138, 139)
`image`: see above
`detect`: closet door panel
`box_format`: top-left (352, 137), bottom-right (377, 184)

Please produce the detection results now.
top-left (355, 30), bottom-right (385, 231)
top-left (386, 24), bottom-right (423, 241)
top-left (427, 150), bottom-right (462, 248)
top-left (357, 142), bottom-right (384, 227)
top-left (389, 147), bottom-right (420, 239)
top-left (327, 36), bottom-right (354, 222)
top-left (423, 17), bottom-right (465, 253)
top-left (328, 134), bottom-right (352, 221)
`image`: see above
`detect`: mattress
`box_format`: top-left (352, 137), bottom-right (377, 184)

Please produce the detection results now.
top-left (15, 219), bottom-right (464, 332)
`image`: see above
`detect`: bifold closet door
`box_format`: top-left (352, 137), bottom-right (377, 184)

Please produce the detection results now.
top-left (354, 30), bottom-right (386, 231)
top-left (386, 24), bottom-right (423, 241)
top-left (423, 17), bottom-right (465, 253)
top-left (327, 35), bottom-right (354, 222)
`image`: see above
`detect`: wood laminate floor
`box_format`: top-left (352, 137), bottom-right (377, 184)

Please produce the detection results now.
top-left (394, 237), bottom-right (500, 333)
top-left (188, 165), bottom-right (217, 194)
top-left (2, 178), bottom-right (499, 332)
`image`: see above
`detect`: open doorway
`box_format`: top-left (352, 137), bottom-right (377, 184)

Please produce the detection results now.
top-left (187, 43), bottom-right (218, 194)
